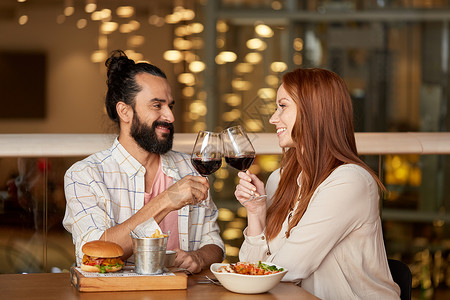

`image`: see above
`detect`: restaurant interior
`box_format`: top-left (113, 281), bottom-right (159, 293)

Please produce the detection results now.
top-left (0, 0), bottom-right (450, 298)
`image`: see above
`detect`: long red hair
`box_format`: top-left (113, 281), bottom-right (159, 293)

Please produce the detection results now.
top-left (266, 68), bottom-right (385, 240)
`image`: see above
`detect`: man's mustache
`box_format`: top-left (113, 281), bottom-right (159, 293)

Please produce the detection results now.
top-left (152, 121), bottom-right (174, 132)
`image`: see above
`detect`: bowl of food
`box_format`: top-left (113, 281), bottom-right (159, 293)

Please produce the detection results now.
top-left (210, 261), bottom-right (288, 294)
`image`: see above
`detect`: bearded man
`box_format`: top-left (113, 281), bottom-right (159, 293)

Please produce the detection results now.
top-left (63, 50), bottom-right (224, 273)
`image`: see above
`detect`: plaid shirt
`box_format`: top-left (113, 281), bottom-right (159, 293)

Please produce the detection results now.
top-left (63, 138), bottom-right (224, 265)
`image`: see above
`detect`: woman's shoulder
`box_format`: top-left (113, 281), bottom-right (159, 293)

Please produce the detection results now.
top-left (327, 164), bottom-right (376, 189)
top-left (321, 164), bottom-right (380, 217)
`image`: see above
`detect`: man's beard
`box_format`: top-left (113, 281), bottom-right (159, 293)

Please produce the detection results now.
top-left (130, 111), bottom-right (174, 154)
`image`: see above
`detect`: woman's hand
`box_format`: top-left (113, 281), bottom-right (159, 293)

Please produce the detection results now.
top-left (235, 171), bottom-right (266, 209)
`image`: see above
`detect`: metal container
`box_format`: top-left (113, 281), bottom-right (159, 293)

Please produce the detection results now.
top-left (131, 235), bottom-right (168, 275)
top-left (164, 250), bottom-right (176, 268)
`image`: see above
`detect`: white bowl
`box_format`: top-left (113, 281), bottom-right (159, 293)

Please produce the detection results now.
top-left (210, 262), bottom-right (288, 294)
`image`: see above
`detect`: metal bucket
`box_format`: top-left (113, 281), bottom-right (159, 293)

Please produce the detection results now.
top-left (131, 235), bottom-right (168, 275)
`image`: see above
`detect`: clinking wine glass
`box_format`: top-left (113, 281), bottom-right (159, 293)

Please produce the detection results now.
top-left (191, 131), bottom-right (223, 207)
top-left (222, 125), bottom-right (267, 204)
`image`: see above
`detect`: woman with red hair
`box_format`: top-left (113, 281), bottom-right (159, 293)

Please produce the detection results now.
top-left (235, 68), bottom-right (400, 299)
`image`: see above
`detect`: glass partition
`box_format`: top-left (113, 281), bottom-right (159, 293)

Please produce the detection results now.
top-left (0, 157), bottom-right (79, 273)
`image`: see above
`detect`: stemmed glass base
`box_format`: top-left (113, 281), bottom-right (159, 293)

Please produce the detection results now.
top-left (241, 193), bottom-right (267, 205)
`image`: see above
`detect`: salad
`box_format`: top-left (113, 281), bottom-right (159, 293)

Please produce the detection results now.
top-left (217, 261), bottom-right (284, 275)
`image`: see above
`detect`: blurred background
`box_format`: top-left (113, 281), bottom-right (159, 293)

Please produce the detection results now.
top-left (0, 0), bottom-right (450, 298)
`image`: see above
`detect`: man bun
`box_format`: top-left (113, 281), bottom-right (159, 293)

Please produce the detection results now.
top-left (103, 50), bottom-right (167, 125)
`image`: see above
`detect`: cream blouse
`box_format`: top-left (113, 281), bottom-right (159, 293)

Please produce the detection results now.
top-left (239, 164), bottom-right (401, 300)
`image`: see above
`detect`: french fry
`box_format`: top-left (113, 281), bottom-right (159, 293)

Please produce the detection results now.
top-left (149, 229), bottom-right (168, 238)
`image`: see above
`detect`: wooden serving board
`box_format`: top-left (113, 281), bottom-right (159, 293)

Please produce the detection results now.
top-left (70, 267), bottom-right (187, 292)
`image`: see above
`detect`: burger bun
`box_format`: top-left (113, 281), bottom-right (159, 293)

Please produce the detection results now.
top-left (82, 240), bottom-right (124, 258)
top-left (80, 264), bottom-right (100, 273)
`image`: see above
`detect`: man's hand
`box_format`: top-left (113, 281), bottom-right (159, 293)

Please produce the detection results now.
top-left (172, 244), bottom-right (224, 274)
top-left (165, 175), bottom-right (209, 209)
top-left (173, 249), bottom-right (203, 274)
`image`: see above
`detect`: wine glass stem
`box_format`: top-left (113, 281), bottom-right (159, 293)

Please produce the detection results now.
top-left (196, 175), bottom-right (209, 207)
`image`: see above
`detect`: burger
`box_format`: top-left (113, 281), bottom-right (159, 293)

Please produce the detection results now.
top-left (81, 240), bottom-right (124, 273)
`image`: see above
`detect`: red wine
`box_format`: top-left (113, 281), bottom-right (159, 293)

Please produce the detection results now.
top-left (225, 155), bottom-right (255, 171)
top-left (191, 158), bottom-right (222, 175)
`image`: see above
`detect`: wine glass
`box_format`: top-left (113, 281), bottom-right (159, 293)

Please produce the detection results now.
top-left (222, 125), bottom-right (266, 204)
top-left (191, 131), bottom-right (223, 207)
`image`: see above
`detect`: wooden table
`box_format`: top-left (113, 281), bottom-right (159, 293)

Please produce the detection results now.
top-left (0, 270), bottom-right (320, 300)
